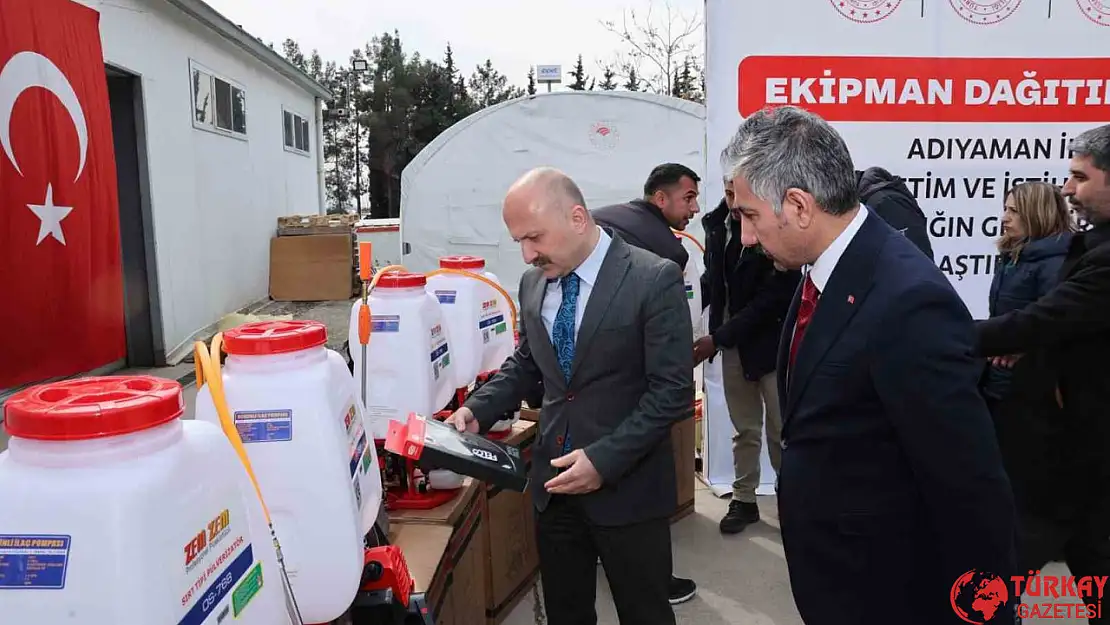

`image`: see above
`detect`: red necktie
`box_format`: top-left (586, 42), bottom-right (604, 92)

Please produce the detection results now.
top-left (789, 274), bottom-right (819, 369)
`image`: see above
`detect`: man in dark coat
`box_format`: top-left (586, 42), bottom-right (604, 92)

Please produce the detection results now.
top-left (592, 162), bottom-right (700, 269)
top-left (856, 166), bottom-right (934, 261)
top-left (591, 161), bottom-right (701, 605)
top-left (696, 188), bottom-right (800, 534)
top-left (976, 124), bottom-right (1110, 624)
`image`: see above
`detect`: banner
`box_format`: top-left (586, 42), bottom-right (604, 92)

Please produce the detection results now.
top-left (706, 0), bottom-right (1108, 319)
top-left (0, 0), bottom-right (125, 387)
top-left (700, 0), bottom-right (1109, 497)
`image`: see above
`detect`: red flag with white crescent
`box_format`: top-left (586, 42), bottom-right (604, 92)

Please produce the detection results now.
top-left (0, 0), bottom-right (125, 388)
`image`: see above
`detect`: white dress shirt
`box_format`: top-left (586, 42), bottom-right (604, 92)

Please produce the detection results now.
top-left (805, 205), bottom-right (869, 293)
top-left (541, 226), bottom-right (612, 340)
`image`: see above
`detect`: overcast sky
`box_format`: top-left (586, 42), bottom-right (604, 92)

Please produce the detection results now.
top-left (204, 0), bottom-right (704, 88)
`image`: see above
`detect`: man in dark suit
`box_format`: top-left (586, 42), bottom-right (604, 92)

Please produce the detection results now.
top-left (975, 123), bottom-right (1110, 624)
top-left (447, 167), bottom-right (695, 625)
top-left (722, 105), bottom-right (1016, 624)
top-left (592, 161), bottom-right (703, 605)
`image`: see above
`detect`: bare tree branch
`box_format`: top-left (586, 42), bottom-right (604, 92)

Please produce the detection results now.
top-left (599, 0), bottom-right (702, 96)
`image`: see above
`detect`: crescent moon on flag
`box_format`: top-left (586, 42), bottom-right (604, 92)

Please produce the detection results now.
top-left (0, 51), bottom-right (89, 182)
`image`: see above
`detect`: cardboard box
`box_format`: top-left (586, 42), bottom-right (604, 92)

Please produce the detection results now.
top-left (390, 480), bottom-right (487, 625)
top-left (518, 407), bottom-right (539, 422)
top-left (482, 421), bottom-right (540, 624)
top-left (269, 233), bottom-right (354, 301)
top-left (671, 415), bottom-right (696, 522)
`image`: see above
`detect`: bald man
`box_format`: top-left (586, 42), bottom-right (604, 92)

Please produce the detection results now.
top-left (448, 168), bottom-right (695, 624)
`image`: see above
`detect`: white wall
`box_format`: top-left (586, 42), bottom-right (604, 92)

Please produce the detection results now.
top-left (78, 0), bottom-right (322, 361)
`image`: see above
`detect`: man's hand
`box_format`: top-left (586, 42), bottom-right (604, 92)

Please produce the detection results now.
top-left (693, 335), bottom-right (717, 365)
top-left (544, 449), bottom-right (602, 495)
top-left (445, 407), bottom-right (479, 434)
top-left (990, 354), bottom-right (1024, 368)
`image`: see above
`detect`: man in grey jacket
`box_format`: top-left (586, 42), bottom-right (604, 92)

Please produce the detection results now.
top-left (448, 167), bottom-right (695, 625)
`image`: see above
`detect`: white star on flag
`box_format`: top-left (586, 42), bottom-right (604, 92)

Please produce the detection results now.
top-left (27, 184), bottom-right (73, 245)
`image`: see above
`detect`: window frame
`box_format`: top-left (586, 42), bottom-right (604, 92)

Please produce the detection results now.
top-left (189, 59), bottom-right (248, 141)
top-left (282, 106), bottom-right (312, 156)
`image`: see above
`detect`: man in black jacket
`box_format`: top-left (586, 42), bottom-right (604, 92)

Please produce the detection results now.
top-left (592, 162), bottom-right (700, 269)
top-left (695, 182), bottom-right (801, 535)
top-left (857, 166), bottom-right (934, 261)
top-left (591, 162), bottom-right (701, 606)
top-left (976, 124), bottom-right (1110, 624)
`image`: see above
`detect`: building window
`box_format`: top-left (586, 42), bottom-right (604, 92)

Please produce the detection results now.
top-left (190, 60), bottom-right (247, 138)
top-left (283, 108), bottom-right (311, 155)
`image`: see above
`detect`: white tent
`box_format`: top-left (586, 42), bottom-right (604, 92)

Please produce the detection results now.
top-left (399, 90), bottom-right (707, 302)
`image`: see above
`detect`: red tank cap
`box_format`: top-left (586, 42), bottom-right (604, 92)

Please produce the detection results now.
top-left (3, 376), bottom-right (185, 441)
top-left (376, 272), bottom-right (427, 289)
top-left (223, 320), bottom-right (328, 356)
top-left (438, 255), bottom-right (486, 271)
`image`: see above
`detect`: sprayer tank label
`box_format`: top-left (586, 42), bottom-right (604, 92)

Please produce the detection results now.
top-left (434, 290), bottom-right (457, 304)
top-left (371, 315), bottom-right (400, 332)
top-left (177, 542), bottom-right (254, 625)
top-left (234, 410), bottom-right (292, 443)
top-left (0, 535), bottom-right (71, 589)
top-left (430, 323), bottom-right (451, 382)
top-left (685, 284), bottom-right (694, 300)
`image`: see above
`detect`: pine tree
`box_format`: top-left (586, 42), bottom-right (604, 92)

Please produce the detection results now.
top-left (624, 66), bottom-right (641, 92)
top-left (527, 66), bottom-right (536, 95)
top-left (599, 66), bottom-right (617, 90)
top-left (568, 54), bottom-right (588, 90)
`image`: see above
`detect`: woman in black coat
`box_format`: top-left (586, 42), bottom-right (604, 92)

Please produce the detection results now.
top-left (981, 181), bottom-right (1077, 561)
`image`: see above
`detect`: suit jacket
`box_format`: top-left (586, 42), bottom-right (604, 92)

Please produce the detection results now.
top-left (776, 211), bottom-right (1016, 625)
top-left (463, 234), bottom-right (695, 526)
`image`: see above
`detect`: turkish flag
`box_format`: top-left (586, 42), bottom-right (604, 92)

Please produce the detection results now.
top-left (0, 0), bottom-right (125, 388)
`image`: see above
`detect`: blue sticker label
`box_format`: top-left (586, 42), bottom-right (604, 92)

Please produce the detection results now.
top-left (350, 431), bottom-right (368, 478)
top-left (178, 544), bottom-right (255, 625)
top-left (429, 342), bottom-right (449, 363)
top-left (434, 290), bottom-right (457, 304)
top-left (478, 314), bottom-right (505, 330)
top-left (0, 535), bottom-right (71, 589)
top-left (234, 410), bottom-right (292, 443)
top-left (371, 315), bottom-right (400, 332)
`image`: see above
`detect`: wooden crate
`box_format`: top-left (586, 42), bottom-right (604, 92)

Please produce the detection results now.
top-left (277, 213), bottom-right (358, 237)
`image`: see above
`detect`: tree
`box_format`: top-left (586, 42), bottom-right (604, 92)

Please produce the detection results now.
top-left (672, 56), bottom-right (703, 103)
top-left (601, 0), bottom-right (702, 98)
top-left (598, 65), bottom-right (618, 90)
top-left (281, 39), bottom-right (308, 73)
top-left (624, 66), bottom-right (641, 92)
top-left (567, 54), bottom-right (589, 90)
top-left (527, 66), bottom-right (536, 95)
top-left (468, 59), bottom-right (525, 109)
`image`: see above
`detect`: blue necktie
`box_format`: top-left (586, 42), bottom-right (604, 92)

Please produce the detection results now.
top-left (552, 272), bottom-right (579, 454)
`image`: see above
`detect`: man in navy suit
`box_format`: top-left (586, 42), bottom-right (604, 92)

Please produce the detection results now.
top-left (721, 105), bottom-right (1017, 625)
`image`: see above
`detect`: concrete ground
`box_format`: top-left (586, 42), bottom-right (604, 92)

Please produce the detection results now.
top-left (501, 488), bottom-right (1082, 625)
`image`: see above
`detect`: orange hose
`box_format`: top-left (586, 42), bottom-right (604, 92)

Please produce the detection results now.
top-left (672, 229), bottom-right (705, 254)
top-left (425, 268), bottom-right (519, 334)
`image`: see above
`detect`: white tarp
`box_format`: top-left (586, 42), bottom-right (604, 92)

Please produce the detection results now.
top-left (400, 91), bottom-right (707, 302)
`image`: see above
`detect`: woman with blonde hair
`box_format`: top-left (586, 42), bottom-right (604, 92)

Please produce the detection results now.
top-left (982, 180), bottom-right (1076, 576)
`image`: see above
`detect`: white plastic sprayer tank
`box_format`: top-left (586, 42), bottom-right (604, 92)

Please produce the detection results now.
top-left (350, 272), bottom-right (456, 439)
top-left (426, 255), bottom-right (514, 388)
top-left (0, 376), bottom-right (292, 625)
top-left (193, 320), bottom-right (381, 624)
